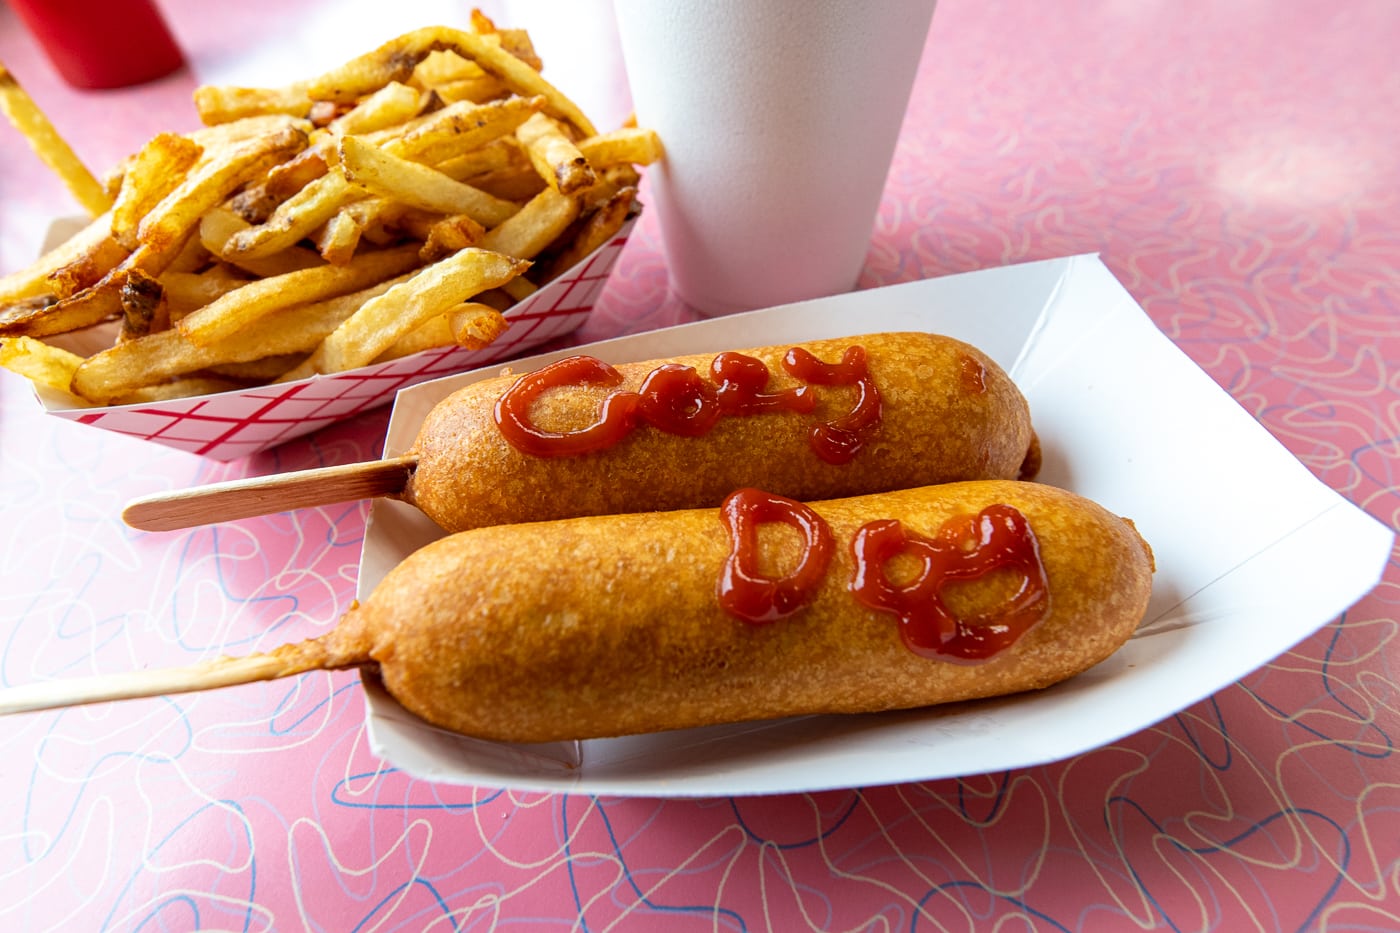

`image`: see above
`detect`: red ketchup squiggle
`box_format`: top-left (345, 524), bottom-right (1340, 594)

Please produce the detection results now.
top-left (637, 363), bottom-right (722, 436)
top-left (493, 346), bottom-right (879, 462)
top-left (781, 345), bottom-right (881, 464)
top-left (711, 351), bottom-right (815, 416)
top-left (718, 488), bottom-right (834, 624)
top-left (494, 356), bottom-right (641, 457)
top-left (848, 505), bottom-right (1050, 661)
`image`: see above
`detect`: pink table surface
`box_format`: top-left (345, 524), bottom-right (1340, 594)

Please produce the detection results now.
top-left (2, 1), bottom-right (1397, 929)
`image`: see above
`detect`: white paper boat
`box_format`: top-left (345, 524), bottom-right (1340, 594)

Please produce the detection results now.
top-left (355, 253), bottom-right (1394, 797)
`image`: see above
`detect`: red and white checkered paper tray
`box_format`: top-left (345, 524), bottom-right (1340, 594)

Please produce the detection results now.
top-left (32, 215), bottom-right (636, 461)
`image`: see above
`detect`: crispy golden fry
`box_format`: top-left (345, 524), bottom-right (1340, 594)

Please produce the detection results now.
top-left (306, 27), bottom-right (594, 136)
top-left (577, 127), bottom-right (665, 168)
top-left (178, 243), bottom-right (420, 346)
top-left (327, 81), bottom-right (424, 137)
top-left (1, 126), bottom-right (318, 338)
top-left (184, 114), bottom-right (312, 152)
top-left (113, 376), bottom-right (246, 403)
top-left (223, 170), bottom-right (354, 260)
top-left (138, 126), bottom-right (308, 265)
top-left (460, 165), bottom-right (547, 202)
top-left (477, 187), bottom-right (580, 260)
top-left (160, 266), bottom-right (249, 317)
top-left (313, 210), bottom-right (363, 265)
top-left (434, 137), bottom-right (523, 180)
top-left (385, 95), bottom-right (543, 166)
top-left (412, 50), bottom-right (481, 88)
top-left (71, 275), bottom-right (410, 402)
top-left (375, 301), bottom-right (506, 361)
top-left (0, 18), bottom-right (659, 406)
top-left (193, 82), bottom-right (313, 125)
top-left (339, 133), bottom-right (518, 226)
top-left (200, 207), bottom-right (326, 276)
top-left (280, 248), bottom-right (527, 379)
top-left (0, 63), bottom-right (111, 216)
top-left (111, 133), bottom-right (203, 250)
top-left (203, 354), bottom-right (306, 381)
top-left (431, 75), bottom-right (509, 105)
top-left (411, 213), bottom-right (487, 263)
top-left (46, 232), bottom-right (129, 300)
top-left (538, 186), bottom-right (637, 282)
top-left (0, 335), bottom-right (85, 398)
top-left (516, 112), bottom-right (594, 194)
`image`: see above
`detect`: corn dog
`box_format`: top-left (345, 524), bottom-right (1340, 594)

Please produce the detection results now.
top-left (4, 481), bottom-right (1152, 741)
top-left (293, 480), bottom-right (1150, 742)
top-left (404, 331), bottom-right (1039, 532)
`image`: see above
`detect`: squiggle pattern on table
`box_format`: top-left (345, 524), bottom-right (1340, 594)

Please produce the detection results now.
top-left (0, 0), bottom-right (1397, 929)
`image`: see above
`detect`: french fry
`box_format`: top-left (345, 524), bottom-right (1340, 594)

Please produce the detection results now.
top-left (0, 16), bottom-right (656, 411)
top-left (577, 127), bottom-right (665, 168)
top-left (515, 112), bottom-right (594, 194)
top-left (279, 247), bottom-right (527, 379)
top-left (338, 134), bottom-right (519, 226)
top-left (305, 27), bottom-right (595, 136)
top-left (137, 126), bottom-right (308, 267)
top-left (46, 233), bottom-right (130, 300)
top-left (313, 211), bottom-right (364, 266)
top-left (193, 83), bottom-right (313, 125)
top-left (0, 214), bottom-right (115, 305)
top-left (160, 267), bottom-right (250, 317)
top-left (110, 133), bottom-right (203, 250)
top-left (374, 301), bottom-right (506, 361)
top-left (412, 213), bottom-right (487, 263)
top-left (384, 95), bottom-right (544, 165)
top-left (198, 207), bottom-right (325, 276)
top-left (326, 81), bottom-right (424, 137)
top-left (477, 187), bottom-right (580, 260)
top-left (70, 275), bottom-right (410, 402)
top-left (537, 186), bottom-right (637, 282)
top-left (0, 63), bottom-right (110, 216)
top-left (0, 335), bottom-right (85, 399)
top-left (222, 170), bottom-right (356, 260)
top-left (178, 243), bottom-right (421, 347)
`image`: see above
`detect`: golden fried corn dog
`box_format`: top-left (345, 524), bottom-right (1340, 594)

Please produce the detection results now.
top-left (5, 482), bottom-right (1153, 742)
top-left (405, 331), bottom-right (1039, 532)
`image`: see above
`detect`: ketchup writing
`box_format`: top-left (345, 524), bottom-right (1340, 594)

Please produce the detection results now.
top-left (781, 346), bottom-right (880, 464)
top-left (717, 488), bottom-right (834, 624)
top-left (849, 505), bottom-right (1050, 661)
top-left (493, 356), bottom-right (641, 457)
top-left (493, 346), bottom-right (878, 463)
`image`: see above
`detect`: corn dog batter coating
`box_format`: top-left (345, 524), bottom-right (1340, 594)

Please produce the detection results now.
top-left (403, 332), bottom-right (1036, 532)
top-left (325, 481), bottom-right (1153, 743)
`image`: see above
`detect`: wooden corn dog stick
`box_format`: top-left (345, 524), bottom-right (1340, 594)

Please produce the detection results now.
top-left (0, 638), bottom-right (364, 715)
top-left (122, 455), bottom-right (417, 532)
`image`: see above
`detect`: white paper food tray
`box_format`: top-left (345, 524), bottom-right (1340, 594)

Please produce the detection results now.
top-left (355, 253), bottom-right (1394, 797)
top-left (29, 215), bottom-right (637, 461)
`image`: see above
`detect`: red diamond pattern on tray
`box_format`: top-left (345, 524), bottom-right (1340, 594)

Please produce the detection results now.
top-left (49, 219), bottom-right (638, 461)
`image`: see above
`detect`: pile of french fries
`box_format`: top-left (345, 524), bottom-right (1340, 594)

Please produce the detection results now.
top-left (0, 14), bottom-right (661, 406)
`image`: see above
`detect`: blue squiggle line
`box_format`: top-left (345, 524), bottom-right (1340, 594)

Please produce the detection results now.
top-left (1174, 696), bottom-right (1234, 770)
top-left (727, 792), bottom-right (862, 849)
top-left (330, 769), bottom-right (505, 811)
top-left (912, 880), bottom-right (1075, 933)
top-left (351, 878), bottom-right (457, 933)
top-left (24, 701), bottom-right (194, 861)
top-left (1106, 797), bottom-right (1350, 933)
top-left (1237, 613), bottom-right (1392, 758)
top-left (564, 795), bottom-right (747, 933)
top-left (103, 799), bottom-right (257, 933)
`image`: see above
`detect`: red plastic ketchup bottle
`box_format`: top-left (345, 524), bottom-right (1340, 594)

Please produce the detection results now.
top-left (9, 0), bottom-right (185, 89)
